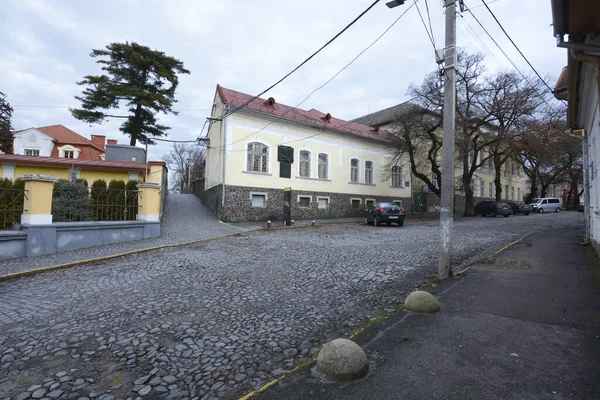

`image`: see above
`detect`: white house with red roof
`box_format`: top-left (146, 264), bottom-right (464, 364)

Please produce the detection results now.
top-left (203, 85), bottom-right (412, 222)
top-left (11, 124), bottom-right (108, 160)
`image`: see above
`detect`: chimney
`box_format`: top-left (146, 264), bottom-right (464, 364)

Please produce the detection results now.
top-left (107, 139), bottom-right (118, 145)
top-left (91, 135), bottom-right (106, 150)
top-left (320, 113), bottom-right (332, 123)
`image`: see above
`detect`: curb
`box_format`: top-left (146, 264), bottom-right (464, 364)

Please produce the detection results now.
top-left (455, 231), bottom-right (535, 276)
top-left (0, 221), bottom-right (362, 282)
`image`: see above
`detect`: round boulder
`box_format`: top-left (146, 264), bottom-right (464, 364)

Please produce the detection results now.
top-left (404, 290), bottom-right (440, 313)
top-left (316, 338), bottom-right (368, 381)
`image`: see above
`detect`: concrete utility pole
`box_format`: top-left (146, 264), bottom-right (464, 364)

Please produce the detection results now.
top-left (438, 0), bottom-right (457, 278)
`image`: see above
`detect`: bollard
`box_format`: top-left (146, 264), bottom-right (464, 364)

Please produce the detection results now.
top-left (312, 220), bottom-right (316, 227)
top-left (291, 219), bottom-right (295, 227)
top-left (267, 220), bottom-right (272, 228)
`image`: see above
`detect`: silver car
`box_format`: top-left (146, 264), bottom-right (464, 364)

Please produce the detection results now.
top-left (529, 198), bottom-right (562, 213)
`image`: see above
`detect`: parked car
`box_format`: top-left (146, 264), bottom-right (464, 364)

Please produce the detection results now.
top-left (578, 201), bottom-right (585, 212)
top-left (365, 202), bottom-right (405, 226)
top-left (474, 201), bottom-right (512, 217)
top-left (507, 202), bottom-right (531, 215)
top-left (529, 198), bottom-right (562, 213)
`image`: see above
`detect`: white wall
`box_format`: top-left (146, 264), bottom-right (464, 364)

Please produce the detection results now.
top-left (205, 92), bottom-right (226, 190)
top-left (13, 128), bottom-right (55, 157)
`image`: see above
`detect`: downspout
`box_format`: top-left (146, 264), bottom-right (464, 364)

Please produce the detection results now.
top-left (221, 105), bottom-right (229, 221)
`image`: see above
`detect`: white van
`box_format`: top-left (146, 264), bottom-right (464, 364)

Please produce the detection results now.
top-left (529, 198), bottom-right (562, 213)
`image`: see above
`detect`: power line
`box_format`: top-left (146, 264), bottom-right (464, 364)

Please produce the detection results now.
top-left (479, 0), bottom-right (557, 96)
top-left (414, 0), bottom-right (436, 51)
top-left (208, 2), bottom-right (418, 153)
top-left (423, 0), bottom-right (436, 48)
top-left (12, 104), bottom-right (211, 112)
top-left (148, 120), bottom-right (210, 144)
top-left (216, 0), bottom-right (383, 121)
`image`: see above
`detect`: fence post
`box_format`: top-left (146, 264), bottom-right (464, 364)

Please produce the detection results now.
top-left (20, 174), bottom-right (56, 225)
top-left (137, 183), bottom-right (161, 222)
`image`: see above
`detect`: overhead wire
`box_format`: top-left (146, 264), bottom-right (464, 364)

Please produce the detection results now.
top-left (215, 0), bottom-right (383, 121)
top-left (208, 1), bottom-right (418, 153)
top-left (479, 0), bottom-right (561, 98)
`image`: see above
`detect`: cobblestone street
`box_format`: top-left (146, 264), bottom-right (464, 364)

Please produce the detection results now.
top-left (0, 212), bottom-right (583, 400)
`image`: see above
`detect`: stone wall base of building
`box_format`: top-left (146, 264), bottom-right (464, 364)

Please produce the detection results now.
top-left (205, 185), bottom-right (412, 222)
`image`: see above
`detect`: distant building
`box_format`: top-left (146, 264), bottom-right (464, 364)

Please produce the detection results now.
top-left (11, 124), bottom-right (106, 160)
top-left (203, 85), bottom-right (412, 222)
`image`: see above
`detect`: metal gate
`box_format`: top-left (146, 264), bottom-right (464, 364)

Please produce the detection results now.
top-left (413, 192), bottom-right (427, 212)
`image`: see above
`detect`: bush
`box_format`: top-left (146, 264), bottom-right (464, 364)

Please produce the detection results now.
top-left (107, 180), bottom-right (127, 221)
top-left (90, 179), bottom-right (108, 221)
top-left (52, 180), bottom-right (91, 222)
top-left (0, 178), bottom-right (26, 230)
top-left (125, 180), bottom-right (139, 220)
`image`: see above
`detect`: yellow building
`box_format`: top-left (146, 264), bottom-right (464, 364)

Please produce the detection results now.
top-left (352, 103), bottom-right (528, 211)
top-left (203, 85), bottom-right (412, 222)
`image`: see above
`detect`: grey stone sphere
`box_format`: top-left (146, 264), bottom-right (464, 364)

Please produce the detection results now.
top-left (404, 290), bottom-right (441, 313)
top-left (316, 338), bottom-right (368, 381)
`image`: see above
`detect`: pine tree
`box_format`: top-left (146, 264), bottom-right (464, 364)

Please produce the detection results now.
top-left (70, 42), bottom-right (190, 146)
top-left (0, 91), bottom-right (14, 154)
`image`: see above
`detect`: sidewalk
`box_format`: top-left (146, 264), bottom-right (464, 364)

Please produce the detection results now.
top-left (259, 226), bottom-right (600, 400)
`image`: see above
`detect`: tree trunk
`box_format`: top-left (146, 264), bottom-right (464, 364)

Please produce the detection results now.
top-left (462, 171), bottom-right (475, 217)
top-left (130, 103), bottom-right (143, 146)
top-left (494, 154), bottom-right (502, 202)
top-left (526, 175), bottom-right (538, 203)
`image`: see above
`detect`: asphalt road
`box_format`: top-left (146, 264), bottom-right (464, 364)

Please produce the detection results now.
top-left (0, 212), bottom-right (583, 399)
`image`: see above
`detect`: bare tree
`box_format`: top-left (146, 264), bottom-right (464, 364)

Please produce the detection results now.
top-left (163, 143), bottom-right (205, 193)
top-left (477, 71), bottom-right (545, 201)
top-left (389, 104), bottom-right (443, 197)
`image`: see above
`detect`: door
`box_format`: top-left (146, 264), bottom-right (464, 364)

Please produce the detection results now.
top-left (413, 192), bottom-right (427, 212)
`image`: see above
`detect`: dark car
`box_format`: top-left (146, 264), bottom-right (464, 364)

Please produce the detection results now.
top-left (365, 202), bottom-right (405, 226)
top-left (507, 201), bottom-right (531, 215)
top-left (474, 201), bottom-right (512, 217)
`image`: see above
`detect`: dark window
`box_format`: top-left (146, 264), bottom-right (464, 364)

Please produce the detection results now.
top-left (299, 197), bottom-right (311, 208)
top-left (351, 199), bottom-right (361, 209)
top-left (549, 199), bottom-right (560, 204)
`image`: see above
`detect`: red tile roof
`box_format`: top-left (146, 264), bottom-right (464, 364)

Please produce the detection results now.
top-left (0, 154), bottom-right (150, 171)
top-left (216, 85), bottom-right (391, 143)
top-left (12, 125), bottom-right (105, 160)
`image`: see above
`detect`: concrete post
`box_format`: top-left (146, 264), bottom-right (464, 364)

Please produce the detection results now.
top-left (20, 174), bottom-right (56, 225)
top-left (137, 183), bottom-right (161, 222)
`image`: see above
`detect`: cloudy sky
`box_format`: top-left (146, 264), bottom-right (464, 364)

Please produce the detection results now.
top-left (0, 0), bottom-right (565, 161)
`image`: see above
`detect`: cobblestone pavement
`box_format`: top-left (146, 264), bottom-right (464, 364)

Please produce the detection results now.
top-left (0, 212), bottom-right (583, 400)
top-left (0, 194), bottom-right (239, 277)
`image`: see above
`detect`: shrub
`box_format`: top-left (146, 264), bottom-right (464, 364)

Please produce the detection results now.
top-left (125, 180), bottom-right (139, 220)
top-left (107, 180), bottom-right (127, 221)
top-left (90, 179), bottom-right (108, 221)
top-left (52, 180), bottom-right (91, 222)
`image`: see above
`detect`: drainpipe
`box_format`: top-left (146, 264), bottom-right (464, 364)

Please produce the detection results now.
top-left (221, 105), bottom-right (229, 221)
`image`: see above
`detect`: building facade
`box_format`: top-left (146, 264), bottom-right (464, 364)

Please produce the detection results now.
top-left (203, 85), bottom-right (412, 222)
top-left (551, 0), bottom-right (600, 250)
top-left (352, 103), bottom-right (529, 212)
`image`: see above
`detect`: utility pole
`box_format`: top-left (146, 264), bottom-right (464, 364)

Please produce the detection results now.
top-left (438, 0), bottom-right (457, 278)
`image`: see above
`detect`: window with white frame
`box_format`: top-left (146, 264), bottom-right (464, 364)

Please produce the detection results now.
top-left (351, 198), bottom-right (361, 209)
top-left (64, 150), bottom-right (74, 159)
top-left (298, 195), bottom-right (311, 208)
top-left (365, 198), bottom-right (375, 208)
top-left (247, 142), bottom-right (269, 173)
top-left (518, 187), bottom-right (521, 201)
top-left (318, 153), bottom-right (328, 179)
top-left (299, 150), bottom-right (311, 177)
top-left (317, 196), bottom-right (329, 209)
top-left (350, 158), bottom-right (359, 182)
top-left (365, 161), bottom-right (373, 184)
top-left (505, 185), bottom-right (509, 199)
top-left (25, 149), bottom-right (39, 156)
top-left (432, 173), bottom-right (438, 189)
top-left (393, 200), bottom-right (403, 207)
top-left (391, 166), bottom-right (402, 187)
top-left (251, 194), bottom-right (266, 207)
top-left (511, 186), bottom-right (515, 200)
top-left (489, 182), bottom-right (493, 198)
top-left (480, 180), bottom-right (484, 197)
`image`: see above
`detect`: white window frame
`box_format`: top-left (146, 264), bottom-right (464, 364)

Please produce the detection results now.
top-left (24, 149), bottom-right (40, 156)
top-left (364, 198), bottom-right (376, 208)
top-left (511, 186), bottom-right (515, 200)
top-left (479, 179), bottom-right (484, 197)
top-left (317, 196), bottom-right (330, 209)
top-left (246, 141), bottom-right (270, 173)
top-left (249, 192), bottom-right (268, 208)
top-left (392, 200), bottom-right (403, 207)
top-left (317, 153), bottom-right (329, 180)
top-left (350, 158), bottom-right (360, 183)
top-left (298, 150), bottom-right (311, 178)
top-left (297, 195), bottom-right (312, 208)
top-left (489, 182), bottom-right (493, 198)
top-left (517, 187), bottom-right (521, 201)
top-left (57, 145), bottom-right (81, 159)
top-left (391, 165), bottom-right (403, 188)
top-left (364, 160), bottom-right (374, 184)
top-left (350, 197), bottom-right (362, 209)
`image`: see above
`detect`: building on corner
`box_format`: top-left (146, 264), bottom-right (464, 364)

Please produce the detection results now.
top-left (203, 85), bottom-right (412, 222)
